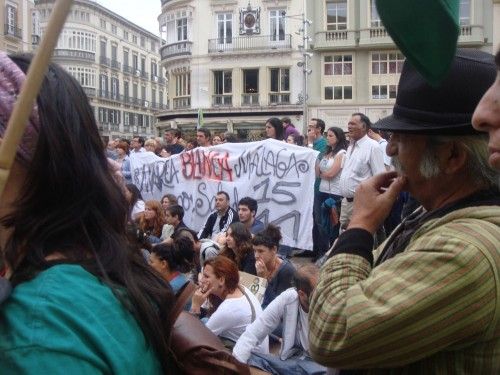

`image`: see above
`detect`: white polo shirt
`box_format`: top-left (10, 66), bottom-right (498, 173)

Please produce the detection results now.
top-left (339, 134), bottom-right (386, 198)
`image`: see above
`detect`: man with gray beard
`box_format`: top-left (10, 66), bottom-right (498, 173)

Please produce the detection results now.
top-left (309, 49), bottom-right (500, 373)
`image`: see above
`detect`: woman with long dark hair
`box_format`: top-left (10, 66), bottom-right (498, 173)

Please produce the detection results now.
top-left (125, 183), bottom-right (145, 221)
top-left (149, 237), bottom-right (194, 294)
top-left (0, 53), bottom-right (173, 373)
top-left (265, 117), bottom-right (284, 140)
top-left (317, 126), bottom-right (348, 245)
top-left (220, 222), bottom-right (256, 275)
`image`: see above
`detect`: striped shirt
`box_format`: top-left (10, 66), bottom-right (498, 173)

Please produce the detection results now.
top-left (309, 205), bottom-right (500, 373)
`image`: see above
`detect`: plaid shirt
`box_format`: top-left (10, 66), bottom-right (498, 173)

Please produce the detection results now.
top-left (309, 205), bottom-right (500, 374)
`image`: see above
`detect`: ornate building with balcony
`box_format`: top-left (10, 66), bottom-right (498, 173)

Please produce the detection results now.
top-left (33, 0), bottom-right (168, 140)
top-left (157, 0), bottom-right (306, 136)
top-left (307, 0), bottom-right (495, 130)
top-left (0, 0), bottom-right (35, 54)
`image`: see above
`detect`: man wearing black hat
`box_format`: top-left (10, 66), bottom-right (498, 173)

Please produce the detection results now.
top-left (309, 49), bottom-right (500, 373)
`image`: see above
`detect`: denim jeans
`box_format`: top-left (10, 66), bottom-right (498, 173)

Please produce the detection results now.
top-left (248, 351), bottom-right (327, 375)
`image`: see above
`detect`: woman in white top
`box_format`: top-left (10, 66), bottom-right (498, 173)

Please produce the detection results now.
top-left (190, 256), bottom-right (269, 353)
top-left (125, 183), bottom-right (145, 221)
top-left (317, 127), bottom-right (349, 244)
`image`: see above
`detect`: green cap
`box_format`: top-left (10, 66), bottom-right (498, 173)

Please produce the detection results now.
top-left (376, 0), bottom-right (460, 86)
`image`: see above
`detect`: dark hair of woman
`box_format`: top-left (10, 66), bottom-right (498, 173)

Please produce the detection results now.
top-left (203, 256), bottom-right (240, 294)
top-left (266, 117), bottom-right (284, 140)
top-left (126, 183), bottom-right (143, 208)
top-left (150, 237), bottom-right (194, 274)
top-left (1, 54), bottom-right (173, 371)
top-left (290, 133), bottom-right (305, 146)
top-left (220, 222), bottom-right (253, 269)
top-left (252, 224), bottom-right (282, 249)
top-left (324, 126), bottom-right (349, 156)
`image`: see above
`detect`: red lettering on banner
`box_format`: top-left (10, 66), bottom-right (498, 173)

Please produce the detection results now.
top-left (181, 149), bottom-right (233, 182)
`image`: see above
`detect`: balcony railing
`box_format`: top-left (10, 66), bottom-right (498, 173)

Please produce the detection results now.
top-left (269, 93), bottom-right (290, 105)
top-left (208, 34), bottom-right (292, 53)
top-left (53, 49), bottom-right (95, 62)
top-left (359, 27), bottom-right (393, 46)
top-left (173, 96), bottom-right (191, 109)
top-left (32, 34), bottom-right (40, 45)
top-left (457, 24), bottom-right (485, 45)
top-left (212, 94), bottom-right (232, 107)
top-left (151, 102), bottom-right (169, 110)
top-left (83, 87), bottom-right (96, 97)
top-left (123, 64), bottom-right (134, 75)
top-left (111, 59), bottom-right (121, 70)
top-left (98, 90), bottom-right (122, 102)
top-left (151, 74), bottom-right (166, 85)
top-left (314, 29), bottom-right (357, 50)
top-left (160, 41), bottom-right (193, 61)
top-left (241, 93), bottom-right (259, 106)
top-left (123, 96), bottom-right (142, 106)
top-left (99, 56), bottom-right (111, 67)
top-left (4, 24), bottom-right (22, 39)
top-left (141, 70), bottom-right (149, 79)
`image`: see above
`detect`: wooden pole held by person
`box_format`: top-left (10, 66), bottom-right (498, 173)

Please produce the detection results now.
top-left (0, 0), bottom-right (74, 198)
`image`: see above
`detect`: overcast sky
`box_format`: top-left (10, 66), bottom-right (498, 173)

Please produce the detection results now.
top-left (95, 0), bottom-right (162, 35)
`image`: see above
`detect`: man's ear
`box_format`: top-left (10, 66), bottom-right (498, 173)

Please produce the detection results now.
top-left (442, 141), bottom-right (468, 174)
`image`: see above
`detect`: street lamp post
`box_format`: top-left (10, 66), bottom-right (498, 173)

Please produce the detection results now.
top-left (285, 2), bottom-right (312, 134)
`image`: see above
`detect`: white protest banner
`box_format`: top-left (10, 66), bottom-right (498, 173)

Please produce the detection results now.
top-left (129, 139), bottom-right (318, 250)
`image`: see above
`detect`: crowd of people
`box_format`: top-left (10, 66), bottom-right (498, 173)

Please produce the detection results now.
top-left (0, 42), bottom-right (499, 375)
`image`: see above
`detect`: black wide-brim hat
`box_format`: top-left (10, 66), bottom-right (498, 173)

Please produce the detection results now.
top-left (374, 49), bottom-right (496, 135)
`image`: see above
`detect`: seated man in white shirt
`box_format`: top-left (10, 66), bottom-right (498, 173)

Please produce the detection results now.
top-left (233, 264), bottom-right (326, 375)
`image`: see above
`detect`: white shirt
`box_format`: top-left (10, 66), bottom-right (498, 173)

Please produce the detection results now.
top-left (131, 200), bottom-right (145, 220)
top-left (130, 147), bottom-right (146, 153)
top-left (296, 306), bottom-right (309, 354)
top-left (319, 150), bottom-right (346, 195)
top-left (378, 138), bottom-right (392, 167)
top-left (206, 286), bottom-right (268, 354)
top-left (339, 134), bottom-right (385, 198)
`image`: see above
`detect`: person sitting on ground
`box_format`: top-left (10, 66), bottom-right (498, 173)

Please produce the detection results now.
top-left (233, 264), bottom-right (326, 375)
top-left (138, 200), bottom-right (166, 246)
top-left (190, 256), bottom-right (269, 352)
top-left (149, 237), bottom-right (194, 295)
top-left (172, 228), bottom-right (220, 279)
top-left (220, 222), bottom-right (257, 275)
top-left (198, 191), bottom-right (238, 241)
top-left (125, 183), bottom-right (145, 221)
top-left (0, 52), bottom-right (173, 373)
top-left (165, 204), bottom-right (189, 236)
top-left (238, 197), bottom-right (265, 235)
top-left (252, 225), bottom-right (295, 308)
top-left (159, 194), bottom-right (178, 241)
